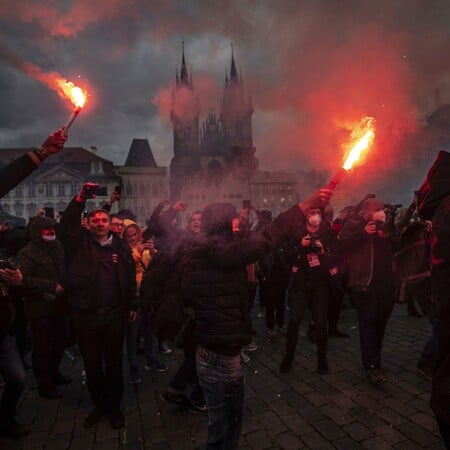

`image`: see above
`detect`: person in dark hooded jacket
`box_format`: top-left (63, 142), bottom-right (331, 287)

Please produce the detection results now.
top-left (186, 188), bottom-right (332, 450)
top-left (17, 216), bottom-right (69, 399)
top-left (417, 150), bottom-right (450, 447)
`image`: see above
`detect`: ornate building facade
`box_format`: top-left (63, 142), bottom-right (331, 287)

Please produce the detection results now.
top-left (0, 140), bottom-right (168, 226)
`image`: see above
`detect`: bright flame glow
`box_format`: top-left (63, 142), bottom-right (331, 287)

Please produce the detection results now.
top-left (342, 117), bottom-right (375, 171)
top-left (57, 80), bottom-right (87, 108)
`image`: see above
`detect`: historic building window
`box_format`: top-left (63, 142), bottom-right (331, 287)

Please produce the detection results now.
top-left (140, 184), bottom-right (145, 196)
top-left (15, 185), bottom-right (23, 198)
top-left (152, 184), bottom-right (158, 196)
top-left (15, 203), bottom-right (24, 216)
top-left (71, 184), bottom-right (78, 196)
top-left (27, 203), bottom-right (37, 217)
top-left (46, 183), bottom-right (52, 197)
top-left (28, 183), bottom-right (35, 197)
top-left (126, 182), bottom-right (132, 196)
top-left (58, 183), bottom-right (65, 197)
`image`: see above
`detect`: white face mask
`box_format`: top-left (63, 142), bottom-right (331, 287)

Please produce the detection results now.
top-left (42, 235), bottom-right (56, 242)
top-left (308, 214), bottom-right (321, 227)
top-left (372, 210), bottom-right (386, 223)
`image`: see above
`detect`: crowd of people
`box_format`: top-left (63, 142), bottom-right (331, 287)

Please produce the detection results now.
top-left (0, 129), bottom-right (449, 449)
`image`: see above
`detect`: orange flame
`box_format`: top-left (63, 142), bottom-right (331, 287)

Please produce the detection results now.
top-left (57, 79), bottom-right (87, 108)
top-left (342, 117), bottom-right (375, 171)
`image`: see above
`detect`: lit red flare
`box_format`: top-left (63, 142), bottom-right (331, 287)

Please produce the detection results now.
top-left (57, 79), bottom-right (88, 134)
top-left (57, 79), bottom-right (87, 108)
top-left (342, 117), bottom-right (375, 171)
top-left (326, 117), bottom-right (376, 190)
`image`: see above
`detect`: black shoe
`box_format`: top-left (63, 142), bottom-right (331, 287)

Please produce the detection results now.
top-left (329, 329), bottom-right (350, 338)
top-left (160, 389), bottom-right (183, 404)
top-left (53, 372), bottom-right (73, 385)
top-left (38, 384), bottom-right (63, 399)
top-left (366, 365), bottom-right (386, 385)
top-left (279, 354), bottom-right (293, 373)
top-left (0, 420), bottom-right (29, 439)
top-left (84, 407), bottom-right (104, 428)
top-left (188, 400), bottom-right (207, 415)
top-left (416, 363), bottom-right (433, 380)
top-left (108, 409), bottom-right (125, 429)
top-left (408, 310), bottom-right (422, 318)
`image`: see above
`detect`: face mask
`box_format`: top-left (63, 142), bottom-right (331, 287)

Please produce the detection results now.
top-left (308, 214), bottom-right (321, 227)
top-left (372, 210), bottom-right (386, 223)
top-left (42, 235), bottom-right (56, 242)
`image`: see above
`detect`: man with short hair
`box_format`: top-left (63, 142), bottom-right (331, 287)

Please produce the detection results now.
top-left (109, 214), bottom-right (124, 236)
top-left (59, 183), bottom-right (137, 429)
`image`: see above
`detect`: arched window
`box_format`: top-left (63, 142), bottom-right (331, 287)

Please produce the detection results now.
top-left (126, 182), bottom-right (132, 196)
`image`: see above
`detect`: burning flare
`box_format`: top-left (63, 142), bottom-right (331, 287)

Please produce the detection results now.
top-left (57, 80), bottom-right (87, 108)
top-left (325, 117), bottom-right (376, 190)
top-left (57, 79), bottom-right (88, 134)
top-left (342, 117), bottom-right (375, 170)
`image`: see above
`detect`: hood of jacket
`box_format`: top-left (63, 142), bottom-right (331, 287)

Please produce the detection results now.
top-left (417, 151), bottom-right (450, 220)
top-left (201, 203), bottom-right (237, 237)
top-left (29, 216), bottom-right (57, 246)
top-left (121, 219), bottom-right (143, 240)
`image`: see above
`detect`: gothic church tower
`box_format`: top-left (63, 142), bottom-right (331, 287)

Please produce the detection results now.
top-left (170, 42), bottom-right (200, 200)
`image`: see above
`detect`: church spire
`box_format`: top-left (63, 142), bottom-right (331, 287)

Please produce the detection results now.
top-left (179, 39), bottom-right (190, 87)
top-left (230, 43), bottom-right (239, 84)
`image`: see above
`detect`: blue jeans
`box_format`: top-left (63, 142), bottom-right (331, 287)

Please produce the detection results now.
top-left (0, 334), bottom-right (26, 424)
top-left (196, 346), bottom-right (244, 450)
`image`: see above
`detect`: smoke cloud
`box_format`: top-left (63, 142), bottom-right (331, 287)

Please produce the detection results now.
top-left (1, 0), bottom-right (450, 205)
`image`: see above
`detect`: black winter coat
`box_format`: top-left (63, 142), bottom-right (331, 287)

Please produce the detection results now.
top-left (17, 216), bottom-right (66, 320)
top-left (185, 203), bottom-right (306, 350)
top-left (418, 150), bottom-right (450, 426)
top-left (58, 198), bottom-right (137, 313)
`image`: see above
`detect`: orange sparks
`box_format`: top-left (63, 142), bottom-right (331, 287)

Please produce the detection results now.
top-left (342, 117), bottom-right (375, 171)
top-left (57, 79), bottom-right (87, 108)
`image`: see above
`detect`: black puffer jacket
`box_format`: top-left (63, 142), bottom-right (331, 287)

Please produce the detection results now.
top-left (58, 198), bottom-right (137, 313)
top-left (417, 150), bottom-right (450, 426)
top-left (185, 202), bottom-right (306, 351)
top-left (17, 216), bottom-right (66, 320)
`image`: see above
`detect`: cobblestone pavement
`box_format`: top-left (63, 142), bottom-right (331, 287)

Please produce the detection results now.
top-left (0, 303), bottom-right (446, 450)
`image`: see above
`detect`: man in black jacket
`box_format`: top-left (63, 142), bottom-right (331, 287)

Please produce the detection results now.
top-left (58, 183), bottom-right (137, 430)
top-left (185, 189), bottom-right (332, 450)
top-left (417, 151), bottom-right (450, 447)
top-left (0, 130), bottom-right (66, 439)
top-left (340, 198), bottom-right (397, 386)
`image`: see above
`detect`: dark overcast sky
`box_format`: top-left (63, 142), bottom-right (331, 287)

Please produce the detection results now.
top-left (1, 0), bottom-right (450, 182)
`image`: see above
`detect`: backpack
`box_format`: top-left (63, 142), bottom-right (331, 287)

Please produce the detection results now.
top-left (393, 222), bottom-right (431, 302)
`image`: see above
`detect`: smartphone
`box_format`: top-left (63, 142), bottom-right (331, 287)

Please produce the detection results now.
top-left (114, 185), bottom-right (122, 195)
top-left (44, 207), bottom-right (54, 218)
top-left (84, 185), bottom-right (108, 196)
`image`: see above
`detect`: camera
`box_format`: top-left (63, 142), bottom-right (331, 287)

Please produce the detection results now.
top-left (384, 203), bottom-right (402, 214)
top-left (0, 257), bottom-right (20, 271)
top-left (84, 185), bottom-right (108, 196)
top-left (309, 233), bottom-right (322, 250)
top-left (374, 220), bottom-right (385, 231)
